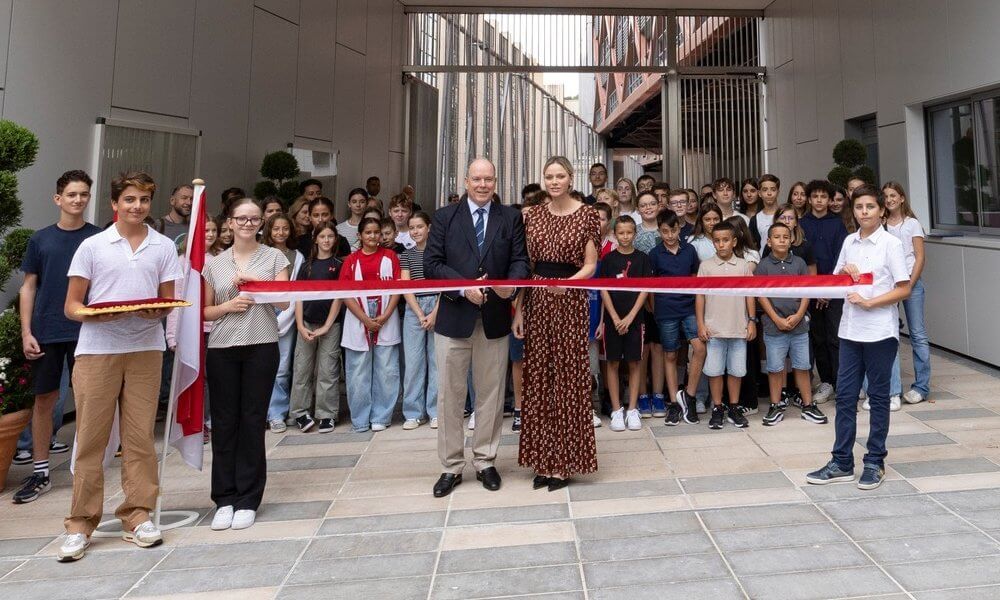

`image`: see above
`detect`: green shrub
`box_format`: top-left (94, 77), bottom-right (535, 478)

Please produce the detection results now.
top-left (832, 139), bottom-right (867, 169)
top-left (278, 180), bottom-right (301, 202)
top-left (0, 308), bottom-right (33, 415)
top-left (259, 151), bottom-right (300, 182)
top-left (253, 180), bottom-right (279, 200)
top-left (827, 165), bottom-right (853, 188)
top-left (0, 121), bottom-right (39, 173)
top-left (853, 165), bottom-right (877, 185)
top-left (0, 171), bottom-right (22, 234)
top-left (1, 228), bottom-right (33, 272)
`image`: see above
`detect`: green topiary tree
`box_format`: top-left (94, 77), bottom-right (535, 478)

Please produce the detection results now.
top-left (828, 138), bottom-right (876, 187)
top-left (254, 150), bottom-right (300, 203)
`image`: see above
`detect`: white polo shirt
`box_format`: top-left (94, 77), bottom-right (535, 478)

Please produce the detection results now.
top-left (68, 224), bottom-right (183, 355)
top-left (834, 227), bottom-right (910, 343)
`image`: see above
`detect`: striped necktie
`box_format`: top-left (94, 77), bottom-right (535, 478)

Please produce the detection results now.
top-left (474, 207), bottom-right (486, 253)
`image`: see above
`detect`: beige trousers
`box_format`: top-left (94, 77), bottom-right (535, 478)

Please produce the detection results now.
top-left (435, 320), bottom-right (509, 473)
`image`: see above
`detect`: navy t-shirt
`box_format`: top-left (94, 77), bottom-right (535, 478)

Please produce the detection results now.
top-left (297, 255), bottom-right (344, 324)
top-left (647, 241), bottom-right (700, 320)
top-left (21, 222), bottom-right (102, 344)
top-left (597, 249), bottom-right (652, 318)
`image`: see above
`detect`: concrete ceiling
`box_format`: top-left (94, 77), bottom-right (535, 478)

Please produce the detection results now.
top-left (397, 1), bottom-right (768, 10)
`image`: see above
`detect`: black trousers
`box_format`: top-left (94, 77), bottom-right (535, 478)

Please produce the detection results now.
top-left (207, 342), bottom-right (279, 511)
top-left (808, 299), bottom-right (843, 385)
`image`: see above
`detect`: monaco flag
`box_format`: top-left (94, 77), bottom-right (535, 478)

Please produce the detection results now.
top-left (168, 181), bottom-right (207, 470)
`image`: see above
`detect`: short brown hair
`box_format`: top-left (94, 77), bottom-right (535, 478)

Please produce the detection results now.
top-left (111, 171), bottom-right (156, 202)
top-left (388, 193), bottom-right (412, 211)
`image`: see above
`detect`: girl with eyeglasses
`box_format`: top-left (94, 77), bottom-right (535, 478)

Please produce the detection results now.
top-left (202, 197), bottom-right (290, 531)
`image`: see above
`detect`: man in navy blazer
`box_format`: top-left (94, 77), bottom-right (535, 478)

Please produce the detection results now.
top-left (424, 158), bottom-right (529, 497)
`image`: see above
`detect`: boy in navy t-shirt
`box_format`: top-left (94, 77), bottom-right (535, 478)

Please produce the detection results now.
top-left (648, 212), bottom-right (704, 425)
top-left (13, 170), bottom-right (102, 505)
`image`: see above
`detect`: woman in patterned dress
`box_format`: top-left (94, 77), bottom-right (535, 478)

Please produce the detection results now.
top-left (513, 156), bottom-right (600, 491)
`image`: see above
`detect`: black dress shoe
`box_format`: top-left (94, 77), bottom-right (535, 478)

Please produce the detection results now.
top-left (548, 477), bottom-right (570, 492)
top-left (476, 467), bottom-right (502, 491)
top-left (532, 475), bottom-right (550, 490)
top-left (433, 473), bottom-right (462, 498)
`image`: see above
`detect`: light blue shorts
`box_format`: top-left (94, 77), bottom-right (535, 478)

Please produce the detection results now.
top-left (764, 332), bottom-right (811, 373)
top-left (704, 337), bottom-right (747, 378)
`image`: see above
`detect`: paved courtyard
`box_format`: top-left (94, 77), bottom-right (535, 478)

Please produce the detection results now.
top-left (3, 342), bottom-right (1000, 599)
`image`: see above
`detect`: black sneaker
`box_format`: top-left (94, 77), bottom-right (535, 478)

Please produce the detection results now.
top-left (12, 473), bottom-right (51, 504)
top-left (708, 405), bottom-right (725, 430)
top-left (12, 449), bottom-right (31, 465)
top-left (738, 405), bottom-right (758, 416)
top-left (296, 414), bottom-right (316, 433)
top-left (317, 418), bottom-right (336, 433)
top-left (790, 389), bottom-right (804, 410)
top-left (49, 441), bottom-right (70, 454)
top-left (665, 402), bottom-right (682, 426)
top-left (806, 460), bottom-right (855, 485)
top-left (676, 390), bottom-right (698, 424)
top-left (727, 405), bottom-right (749, 428)
top-left (762, 404), bottom-right (785, 426)
top-left (858, 464), bottom-right (885, 490)
top-left (512, 409), bottom-right (521, 432)
top-left (778, 388), bottom-right (793, 410)
top-left (800, 404), bottom-right (828, 424)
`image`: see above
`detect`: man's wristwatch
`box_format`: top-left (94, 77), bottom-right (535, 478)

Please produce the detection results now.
top-left (748, 316), bottom-right (759, 323)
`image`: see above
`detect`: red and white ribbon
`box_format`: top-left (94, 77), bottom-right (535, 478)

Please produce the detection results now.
top-left (240, 273), bottom-right (874, 303)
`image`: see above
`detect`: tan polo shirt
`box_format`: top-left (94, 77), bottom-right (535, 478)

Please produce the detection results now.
top-left (698, 254), bottom-right (753, 338)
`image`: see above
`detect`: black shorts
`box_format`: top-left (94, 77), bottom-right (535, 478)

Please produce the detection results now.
top-left (31, 341), bottom-right (76, 395)
top-left (603, 319), bottom-right (645, 362)
top-left (644, 311), bottom-right (660, 344)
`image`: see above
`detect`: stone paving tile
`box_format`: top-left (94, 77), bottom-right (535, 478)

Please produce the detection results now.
top-left (589, 578), bottom-right (745, 600)
top-left (579, 531), bottom-right (715, 562)
top-left (279, 575), bottom-right (431, 600)
top-left (316, 510), bottom-right (446, 535)
top-left (490, 594), bottom-right (585, 600)
top-left (910, 408), bottom-right (997, 421)
top-left (0, 573), bottom-right (144, 599)
top-left (679, 471), bottom-right (793, 494)
top-left (886, 555), bottom-right (1000, 591)
top-left (155, 539), bottom-right (307, 570)
top-left (724, 542), bottom-right (873, 575)
top-left (0, 537), bottom-right (53, 559)
top-left (959, 509), bottom-right (1000, 530)
top-left (650, 425), bottom-right (745, 437)
top-left (861, 532), bottom-right (1000, 565)
top-left (819, 494), bottom-right (949, 520)
top-left (699, 503), bottom-right (825, 530)
top-left (858, 432), bottom-right (956, 448)
top-left (913, 585), bottom-right (1000, 599)
top-left (711, 521), bottom-right (849, 552)
top-left (252, 501), bottom-right (332, 523)
top-left (0, 560), bottom-right (23, 579)
top-left (583, 553), bottom-right (728, 589)
top-left (130, 563), bottom-right (294, 597)
top-left (567, 478), bottom-right (682, 501)
top-left (738, 566), bottom-right (901, 600)
top-left (277, 431), bottom-right (373, 446)
top-left (891, 457), bottom-right (1000, 478)
top-left (835, 513), bottom-right (977, 541)
top-left (287, 552), bottom-right (436, 585)
top-left (431, 565), bottom-right (582, 599)
top-left (5, 548), bottom-right (169, 582)
top-left (932, 488), bottom-right (1000, 512)
top-left (267, 455), bottom-right (360, 471)
top-left (437, 542), bottom-right (578, 574)
top-left (574, 511), bottom-right (702, 540)
top-left (801, 479), bottom-right (918, 501)
top-left (446, 503), bottom-right (569, 526)
top-left (302, 530), bottom-right (442, 560)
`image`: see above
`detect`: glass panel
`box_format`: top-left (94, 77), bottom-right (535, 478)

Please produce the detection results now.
top-left (929, 103), bottom-right (978, 227)
top-left (976, 97), bottom-right (1000, 229)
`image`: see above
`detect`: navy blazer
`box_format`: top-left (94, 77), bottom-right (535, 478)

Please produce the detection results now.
top-left (424, 199), bottom-right (530, 339)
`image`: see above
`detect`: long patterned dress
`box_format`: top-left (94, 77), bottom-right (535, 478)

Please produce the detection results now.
top-left (518, 203), bottom-right (601, 477)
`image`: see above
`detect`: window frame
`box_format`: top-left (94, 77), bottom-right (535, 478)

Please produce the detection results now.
top-left (926, 98), bottom-right (983, 234)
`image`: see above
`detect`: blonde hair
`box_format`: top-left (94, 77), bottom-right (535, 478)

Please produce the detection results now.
top-left (543, 155), bottom-right (574, 179)
top-left (595, 188), bottom-right (620, 215)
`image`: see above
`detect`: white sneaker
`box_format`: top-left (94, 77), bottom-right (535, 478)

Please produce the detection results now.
top-left (123, 520), bottom-right (162, 548)
top-left (268, 418), bottom-right (286, 433)
top-left (609, 408), bottom-right (626, 432)
top-left (814, 383), bottom-right (835, 404)
top-left (695, 398), bottom-right (708, 414)
top-left (626, 409), bottom-right (642, 431)
top-left (211, 506), bottom-right (234, 530)
top-left (862, 397), bottom-right (871, 411)
top-left (371, 423), bottom-right (388, 432)
top-left (231, 509), bottom-right (256, 530)
top-left (468, 413), bottom-right (476, 430)
top-left (430, 418), bottom-right (438, 429)
top-left (402, 418), bottom-right (423, 430)
top-left (890, 395), bottom-right (902, 412)
top-left (903, 389), bottom-right (925, 404)
top-left (57, 533), bottom-right (90, 562)
top-left (592, 411), bottom-right (602, 428)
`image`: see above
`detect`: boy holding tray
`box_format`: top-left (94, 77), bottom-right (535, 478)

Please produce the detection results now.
top-left (58, 171), bottom-right (182, 562)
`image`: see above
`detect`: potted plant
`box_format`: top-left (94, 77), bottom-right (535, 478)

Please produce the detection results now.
top-left (252, 150), bottom-right (301, 202)
top-left (0, 309), bottom-right (33, 491)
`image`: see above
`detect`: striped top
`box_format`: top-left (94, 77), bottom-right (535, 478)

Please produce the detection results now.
top-left (203, 245), bottom-right (290, 348)
top-left (400, 246), bottom-right (426, 280)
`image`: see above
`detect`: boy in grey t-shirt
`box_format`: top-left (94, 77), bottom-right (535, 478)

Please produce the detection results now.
top-left (755, 222), bottom-right (827, 427)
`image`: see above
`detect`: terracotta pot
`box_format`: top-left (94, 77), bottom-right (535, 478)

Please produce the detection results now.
top-left (0, 408), bottom-right (31, 494)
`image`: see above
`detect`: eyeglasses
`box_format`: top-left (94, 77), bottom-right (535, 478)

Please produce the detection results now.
top-left (230, 216), bottom-right (263, 226)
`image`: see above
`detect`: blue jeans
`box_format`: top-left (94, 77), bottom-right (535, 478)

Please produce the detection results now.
top-left (345, 345), bottom-right (400, 431)
top-left (402, 296), bottom-right (438, 421)
top-left (832, 337), bottom-right (898, 470)
top-left (704, 338), bottom-right (747, 378)
top-left (18, 365), bottom-right (70, 451)
top-left (267, 328), bottom-right (296, 422)
top-left (902, 280), bottom-right (931, 396)
top-left (764, 332), bottom-right (811, 373)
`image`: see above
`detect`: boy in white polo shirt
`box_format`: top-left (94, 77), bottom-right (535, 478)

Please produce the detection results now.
top-left (58, 171), bottom-right (182, 562)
